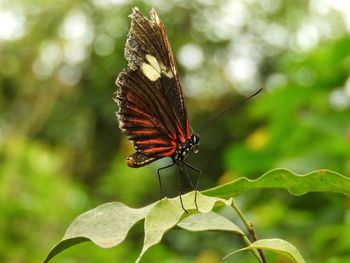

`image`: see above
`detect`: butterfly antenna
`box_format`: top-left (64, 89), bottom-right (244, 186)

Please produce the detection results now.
top-left (198, 88), bottom-right (263, 133)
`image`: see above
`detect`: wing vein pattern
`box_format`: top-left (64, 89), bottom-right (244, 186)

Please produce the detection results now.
top-left (115, 8), bottom-right (190, 167)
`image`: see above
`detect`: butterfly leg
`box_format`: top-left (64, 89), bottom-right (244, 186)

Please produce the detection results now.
top-left (157, 162), bottom-right (175, 199)
top-left (184, 161), bottom-right (201, 211)
top-left (183, 165), bottom-right (198, 210)
top-left (177, 163), bottom-right (188, 214)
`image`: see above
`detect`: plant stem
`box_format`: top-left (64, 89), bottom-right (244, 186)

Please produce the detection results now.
top-left (242, 235), bottom-right (263, 263)
top-left (248, 222), bottom-right (267, 263)
top-left (231, 200), bottom-right (267, 263)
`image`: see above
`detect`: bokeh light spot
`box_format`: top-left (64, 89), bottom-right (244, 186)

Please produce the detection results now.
top-left (178, 43), bottom-right (204, 70)
top-left (0, 9), bottom-right (26, 41)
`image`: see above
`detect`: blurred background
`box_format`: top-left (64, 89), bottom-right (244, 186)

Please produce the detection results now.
top-left (1, 0), bottom-right (350, 262)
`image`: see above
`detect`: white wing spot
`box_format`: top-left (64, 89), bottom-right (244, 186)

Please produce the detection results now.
top-left (141, 54), bottom-right (162, 81)
top-left (163, 69), bottom-right (173, 78)
top-left (141, 54), bottom-right (174, 80)
top-left (146, 54), bottom-right (161, 73)
top-left (141, 63), bottom-right (161, 81)
top-left (160, 62), bottom-right (173, 78)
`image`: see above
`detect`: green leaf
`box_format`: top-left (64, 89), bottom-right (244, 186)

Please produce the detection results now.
top-left (135, 192), bottom-right (232, 262)
top-left (224, 238), bottom-right (306, 263)
top-left (43, 192), bottom-right (232, 263)
top-left (204, 168), bottom-right (350, 198)
top-left (177, 211), bottom-right (244, 235)
top-left (43, 202), bottom-right (154, 263)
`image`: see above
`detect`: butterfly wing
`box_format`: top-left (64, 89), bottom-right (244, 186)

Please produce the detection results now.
top-left (115, 8), bottom-right (190, 167)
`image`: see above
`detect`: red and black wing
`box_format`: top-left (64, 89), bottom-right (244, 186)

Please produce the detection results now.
top-left (115, 8), bottom-right (190, 167)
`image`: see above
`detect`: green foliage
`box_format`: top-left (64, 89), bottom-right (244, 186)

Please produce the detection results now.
top-left (225, 239), bottom-right (306, 263)
top-left (204, 168), bottom-right (350, 197)
top-left (44, 169), bottom-right (349, 262)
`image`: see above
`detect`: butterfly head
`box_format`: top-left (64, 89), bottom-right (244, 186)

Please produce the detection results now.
top-left (190, 133), bottom-right (200, 154)
top-left (173, 133), bottom-right (200, 163)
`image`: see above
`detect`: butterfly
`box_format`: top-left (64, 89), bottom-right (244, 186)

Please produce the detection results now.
top-left (115, 7), bottom-right (200, 209)
top-left (115, 8), bottom-right (262, 210)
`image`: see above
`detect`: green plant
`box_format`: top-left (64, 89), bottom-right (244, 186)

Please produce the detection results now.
top-left (43, 168), bottom-right (350, 262)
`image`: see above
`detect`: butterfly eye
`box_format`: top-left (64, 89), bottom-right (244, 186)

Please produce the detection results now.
top-left (191, 133), bottom-right (200, 144)
top-left (191, 144), bottom-right (199, 154)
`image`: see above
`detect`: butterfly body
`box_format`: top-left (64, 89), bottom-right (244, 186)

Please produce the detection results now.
top-left (173, 133), bottom-right (200, 163)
